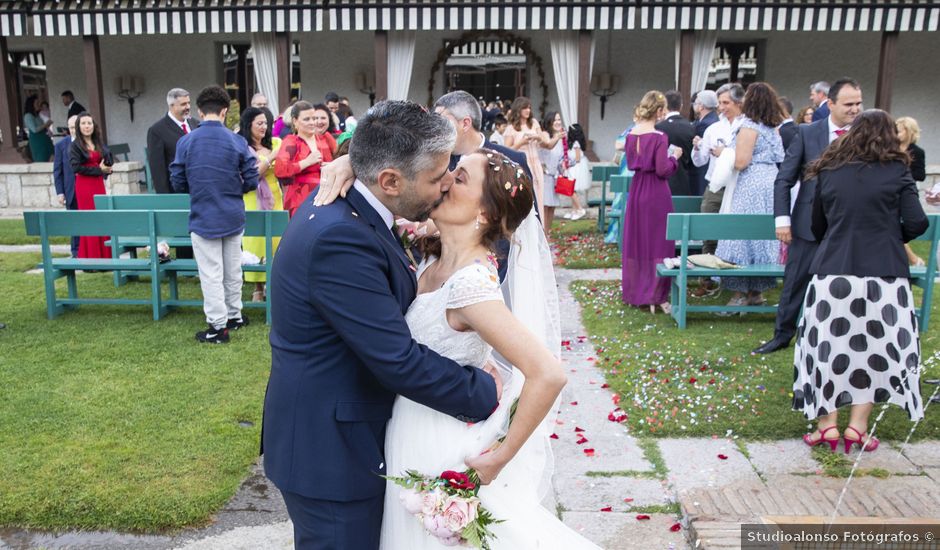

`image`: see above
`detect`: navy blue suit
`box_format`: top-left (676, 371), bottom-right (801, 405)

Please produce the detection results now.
top-left (812, 101), bottom-right (830, 122)
top-left (52, 136), bottom-right (79, 256)
top-left (262, 186), bottom-right (498, 549)
top-left (772, 118), bottom-right (831, 341)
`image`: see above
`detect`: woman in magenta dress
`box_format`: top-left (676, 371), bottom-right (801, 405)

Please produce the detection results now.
top-left (622, 91), bottom-right (682, 313)
top-left (69, 112), bottom-right (113, 259)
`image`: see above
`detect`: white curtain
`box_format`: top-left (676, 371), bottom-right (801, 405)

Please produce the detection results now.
top-left (675, 31), bottom-right (719, 94)
top-left (387, 31), bottom-right (416, 101)
top-left (251, 33), bottom-right (280, 115)
top-left (550, 32), bottom-right (579, 127)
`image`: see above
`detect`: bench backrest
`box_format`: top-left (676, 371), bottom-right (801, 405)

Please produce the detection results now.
top-left (94, 193), bottom-right (191, 210)
top-left (672, 196), bottom-right (703, 213)
top-left (609, 174), bottom-right (631, 194)
top-left (25, 209), bottom-right (288, 239)
top-left (591, 164), bottom-right (619, 183)
top-left (666, 213), bottom-right (777, 241)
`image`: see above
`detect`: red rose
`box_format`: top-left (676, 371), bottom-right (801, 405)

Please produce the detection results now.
top-left (440, 470), bottom-right (476, 490)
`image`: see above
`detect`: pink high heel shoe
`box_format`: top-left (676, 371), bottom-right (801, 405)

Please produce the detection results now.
top-left (803, 425), bottom-right (840, 451)
top-left (842, 426), bottom-right (879, 454)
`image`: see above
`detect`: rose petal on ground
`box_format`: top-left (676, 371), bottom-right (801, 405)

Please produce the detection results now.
top-left (717, 454), bottom-right (728, 460)
top-left (583, 448), bottom-right (595, 456)
top-left (574, 426), bottom-right (585, 432)
top-left (670, 523), bottom-right (682, 532)
top-left (549, 433), bottom-right (559, 439)
top-left (636, 514), bottom-right (651, 520)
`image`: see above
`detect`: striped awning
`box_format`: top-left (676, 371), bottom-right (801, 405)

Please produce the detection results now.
top-left (3, 1), bottom-right (940, 37)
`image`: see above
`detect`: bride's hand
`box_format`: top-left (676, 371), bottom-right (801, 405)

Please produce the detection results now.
top-left (313, 155), bottom-right (355, 206)
top-left (465, 449), bottom-right (508, 485)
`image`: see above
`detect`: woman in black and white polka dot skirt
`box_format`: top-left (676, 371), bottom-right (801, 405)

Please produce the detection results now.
top-left (793, 110), bottom-right (929, 454)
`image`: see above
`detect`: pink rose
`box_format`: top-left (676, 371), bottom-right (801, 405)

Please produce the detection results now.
top-left (420, 489), bottom-right (444, 516)
top-left (439, 534), bottom-right (462, 546)
top-left (399, 489), bottom-right (423, 515)
top-left (442, 495), bottom-right (480, 533)
top-left (422, 513), bottom-right (457, 540)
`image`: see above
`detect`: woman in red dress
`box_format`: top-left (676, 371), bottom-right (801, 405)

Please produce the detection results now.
top-left (275, 101), bottom-right (337, 216)
top-left (69, 112), bottom-right (113, 259)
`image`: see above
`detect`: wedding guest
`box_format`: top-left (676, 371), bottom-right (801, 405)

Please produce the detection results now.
top-left (778, 97), bottom-right (798, 153)
top-left (489, 115), bottom-right (508, 146)
top-left (337, 103), bottom-right (357, 131)
top-left (691, 90), bottom-right (720, 195)
top-left (250, 93), bottom-right (269, 109)
top-left (69, 112), bottom-right (113, 259)
top-left (238, 107), bottom-right (282, 302)
top-left (273, 104), bottom-right (294, 139)
top-left (504, 96), bottom-right (547, 222)
top-left (61, 90), bottom-right (86, 120)
top-left (794, 109), bottom-right (927, 453)
top-left (714, 82), bottom-right (786, 309)
top-left (538, 111), bottom-right (568, 232)
top-left (564, 123), bottom-right (592, 221)
top-left (622, 91), bottom-right (681, 314)
top-left (810, 81), bottom-right (830, 122)
top-left (797, 106), bottom-right (815, 125)
top-left (39, 101), bottom-right (54, 137)
top-left (23, 95), bottom-right (53, 162)
top-left (275, 101), bottom-right (337, 217)
top-left (170, 86), bottom-right (258, 344)
top-left (147, 88), bottom-right (200, 194)
top-left (655, 90), bottom-right (695, 196)
top-left (53, 115), bottom-right (79, 257)
top-left (896, 117), bottom-right (926, 182)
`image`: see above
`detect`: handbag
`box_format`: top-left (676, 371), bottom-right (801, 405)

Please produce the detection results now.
top-left (554, 175), bottom-right (576, 196)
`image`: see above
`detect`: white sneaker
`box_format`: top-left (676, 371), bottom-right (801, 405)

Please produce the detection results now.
top-left (571, 209), bottom-right (586, 220)
top-left (562, 211), bottom-right (573, 219)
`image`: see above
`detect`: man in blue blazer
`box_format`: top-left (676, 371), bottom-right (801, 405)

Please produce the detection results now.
top-left (754, 78), bottom-right (863, 354)
top-left (52, 115), bottom-right (78, 257)
top-left (263, 101), bottom-right (500, 550)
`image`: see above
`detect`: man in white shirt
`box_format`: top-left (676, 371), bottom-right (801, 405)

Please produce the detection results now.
top-left (754, 78), bottom-right (862, 354)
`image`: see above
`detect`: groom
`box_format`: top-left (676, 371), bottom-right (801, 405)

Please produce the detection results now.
top-left (263, 101), bottom-right (501, 550)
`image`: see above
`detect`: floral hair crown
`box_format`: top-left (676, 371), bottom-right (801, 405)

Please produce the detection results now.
top-left (485, 151), bottom-right (527, 197)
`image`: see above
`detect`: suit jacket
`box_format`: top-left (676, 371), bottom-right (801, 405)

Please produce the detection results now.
top-left (778, 120), bottom-right (798, 155)
top-left (147, 114), bottom-right (200, 194)
top-left (909, 143), bottom-right (926, 182)
top-left (811, 162), bottom-right (928, 277)
top-left (812, 101), bottom-right (830, 122)
top-left (262, 187), bottom-right (498, 501)
top-left (691, 111), bottom-right (719, 195)
top-left (773, 118), bottom-right (831, 241)
top-left (53, 136), bottom-right (76, 207)
top-left (67, 101), bottom-right (86, 119)
top-left (449, 139), bottom-right (532, 180)
top-left (655, 114), bottom-right (695, 195)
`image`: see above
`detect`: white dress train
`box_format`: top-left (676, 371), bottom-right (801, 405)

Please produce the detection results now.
top-left (379, 260), bottom-right (599, 550)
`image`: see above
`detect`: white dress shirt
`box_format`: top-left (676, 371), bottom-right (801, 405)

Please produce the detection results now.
top-left (168, 112), bottom-right (189, 133)
top-left (691, 114), bottom-right (742, 183)
top-left (354, 179), bottom-right (394, 231)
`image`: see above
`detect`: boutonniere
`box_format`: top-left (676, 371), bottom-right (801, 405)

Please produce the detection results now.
top-left (394, 218), bottom-right (420, 270)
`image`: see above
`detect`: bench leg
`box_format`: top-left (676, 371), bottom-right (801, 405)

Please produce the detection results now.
top-left (676, 275), bottom-right (688, 330)
top-left (65, 271), bottom-right (78, 309)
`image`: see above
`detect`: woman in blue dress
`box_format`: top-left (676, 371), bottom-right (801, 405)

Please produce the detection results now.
top-left (714, 82), bottom-right (785, 308)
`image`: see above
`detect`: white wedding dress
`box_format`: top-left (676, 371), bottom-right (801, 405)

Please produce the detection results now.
top-left (379, 257), bottom-right (600, 550)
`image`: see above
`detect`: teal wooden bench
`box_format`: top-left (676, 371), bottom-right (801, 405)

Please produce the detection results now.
top-left (656, 213), bottom-right (940, 331)
top-left (23, 209), bottom-right (289, 323)
top-left (589, 164), bottom-right (620, 231)
top-left (94, 194), bottom-right (192, 286)
top-left (606, 174), bottom-right (703, 248)
top-left (24, 210), bottom-right (168, 320)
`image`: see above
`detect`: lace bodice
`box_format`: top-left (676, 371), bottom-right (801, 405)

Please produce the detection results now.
top-left (405, 259), bottom-right (504, 368)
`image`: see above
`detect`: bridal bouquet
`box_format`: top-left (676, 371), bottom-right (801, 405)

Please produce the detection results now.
top-left (385, 469), bottom-right (502, 548)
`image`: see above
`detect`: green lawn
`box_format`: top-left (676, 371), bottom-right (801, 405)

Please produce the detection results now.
top-left (0, 218), bottom-right (70, 246)
top-left (550, 219), bottom-right (621, 269)
top-left (0, 259), bottom-right (270, 531)
top-left (571, 280), bottom-right (940, 441)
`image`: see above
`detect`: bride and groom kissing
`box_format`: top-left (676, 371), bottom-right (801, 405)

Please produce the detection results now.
top-left (262, 100), bottom-right (600, 549)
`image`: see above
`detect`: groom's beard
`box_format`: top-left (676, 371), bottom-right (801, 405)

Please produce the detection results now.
top-left (398, 195), bottom-right (445, 223)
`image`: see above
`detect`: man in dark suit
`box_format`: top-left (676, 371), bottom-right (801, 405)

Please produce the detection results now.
top-left (53, 115), bottom-right (79, 257)
top-left (810, 81), bottom-right (830, 122)
top-left (148, 88), bottom-right (199, 258)
top-left (263, 101), bottom-right (499, 550)
top-left (777, 96), bottom-right (798, 154)
top-left (60, 90), bottom-right (85, 120)
top-left (754, 78), bottom-right (863, 354)
top-left (655, 90), bottom-right (695, 196)
top-left (147, 88), bottom-right (199, 194)
top-left (691, 90), bottom-right (719, 195)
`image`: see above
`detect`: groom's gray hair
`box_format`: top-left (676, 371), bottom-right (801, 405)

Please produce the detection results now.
top-left (349, 100), bottom-right (456, 186)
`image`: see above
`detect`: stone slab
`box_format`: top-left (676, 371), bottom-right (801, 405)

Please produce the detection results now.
top-left (899, 441), bottom-right (940, 467)
top-left (555, 473), bottom-right (672, 512)
top-left (561, 512), bottom-right (690, 550)
top-left (659, 439), bottom-right (761, 492)
top-left (745, 440), bottom-right (820, 476)
top-left (841, 446), bottom-right (920, 474)
top-left (924, 468), bottom-right (940, 482)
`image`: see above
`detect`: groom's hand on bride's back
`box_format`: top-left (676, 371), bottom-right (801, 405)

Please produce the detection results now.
top-left (313, 155), bottom-right (356, 206)
top-left (482, 362), bottom-right (503, 402)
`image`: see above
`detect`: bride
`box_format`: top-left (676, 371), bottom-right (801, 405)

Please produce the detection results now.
top-left (379, 150), bottom-right (601, 549)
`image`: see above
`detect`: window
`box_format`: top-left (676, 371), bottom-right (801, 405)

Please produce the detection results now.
top-left (706, 41), bottom-right (764, 89)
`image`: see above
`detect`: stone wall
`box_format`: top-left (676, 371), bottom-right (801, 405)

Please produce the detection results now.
top-left (0, 162), bottom-right (144, 210)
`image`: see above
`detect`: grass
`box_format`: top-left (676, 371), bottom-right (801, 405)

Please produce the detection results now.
top-left (0, 218), bottom-right (69, 245)
top-left (549, 219), bottom-right (620, 269)
top-left (0, 261), bottom-right (270, 532)
top-left (570, 280), bottom-right (940, 441)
